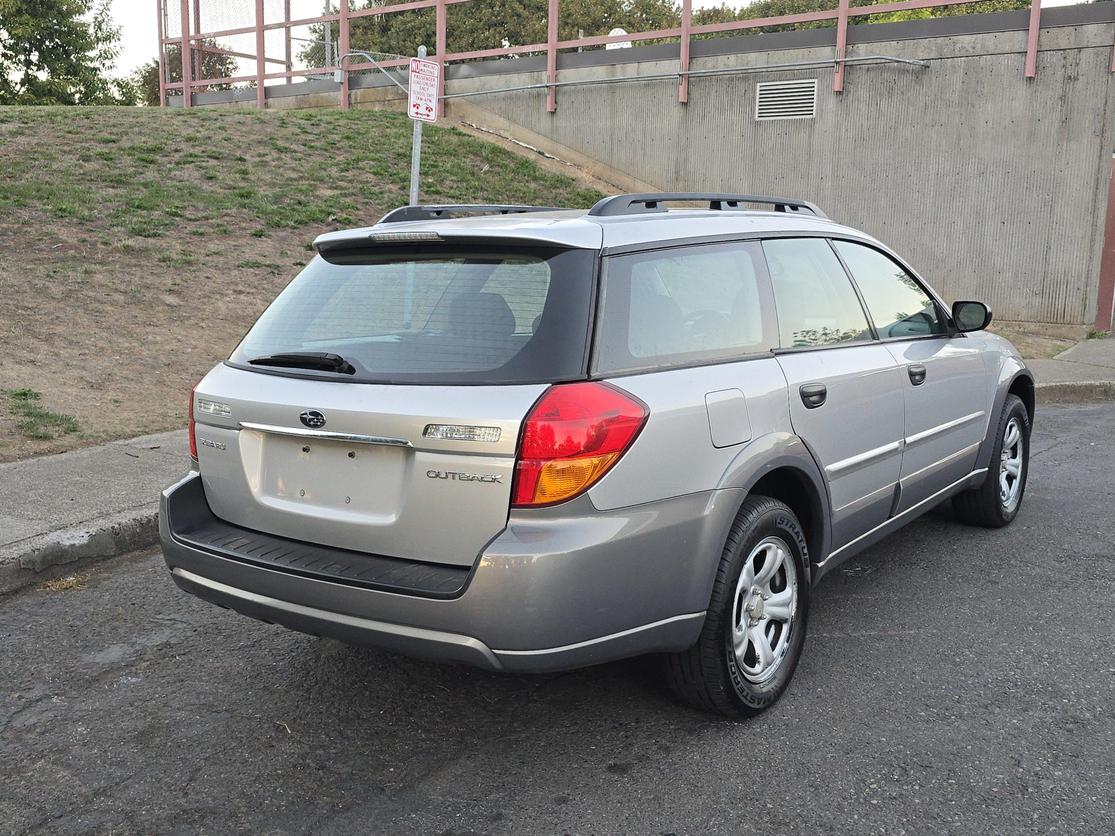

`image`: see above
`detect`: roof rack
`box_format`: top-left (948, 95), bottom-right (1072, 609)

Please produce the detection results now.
top-left (378, 204), bottom-right (565, 224)
top-left (587, 193), bottom-right (827, 219)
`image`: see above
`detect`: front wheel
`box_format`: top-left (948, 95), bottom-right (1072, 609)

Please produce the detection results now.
top-left (952, 393), bottom-right (1030, 528)
top-left (662, 496), bottom-right (810, 717)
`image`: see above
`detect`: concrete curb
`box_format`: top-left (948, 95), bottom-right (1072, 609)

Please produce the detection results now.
top-left (1037, 381), bottom-right (1115, 404)
top-left (0, 505), bottom-right (159, 596)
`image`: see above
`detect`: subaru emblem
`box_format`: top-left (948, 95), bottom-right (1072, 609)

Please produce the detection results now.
top-left (300, 410), bottom-right (326, 429)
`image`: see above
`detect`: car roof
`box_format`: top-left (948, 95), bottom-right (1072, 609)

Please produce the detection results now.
top-left (311, 204), bottom-right (878, 254)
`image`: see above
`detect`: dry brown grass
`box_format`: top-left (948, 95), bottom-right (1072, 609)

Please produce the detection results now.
top-left (38, 573), bottom-right (91, 593)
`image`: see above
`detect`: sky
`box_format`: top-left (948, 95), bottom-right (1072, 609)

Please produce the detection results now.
top-left (111, 0), bottom-right (160, 76)
top-left (107, 0), bottom-right (1085, 79)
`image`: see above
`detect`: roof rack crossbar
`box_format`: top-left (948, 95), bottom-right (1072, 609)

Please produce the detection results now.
top-left (378, 204), bottom-right (565, 224)
top-left (587, 193), bottom-right (827, 219)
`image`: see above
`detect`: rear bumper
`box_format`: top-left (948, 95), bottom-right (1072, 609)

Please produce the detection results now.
top-left (160, 473), bottom-right (742, 672)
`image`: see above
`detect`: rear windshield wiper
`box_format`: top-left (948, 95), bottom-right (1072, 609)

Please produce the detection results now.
top-left (247, 352), bottom-right (356, 375)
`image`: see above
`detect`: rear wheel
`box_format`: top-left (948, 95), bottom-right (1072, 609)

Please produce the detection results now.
top-left (952, 393), bottom-right (1030, 527)
top-left (663, 496), bottom-right (810, 717)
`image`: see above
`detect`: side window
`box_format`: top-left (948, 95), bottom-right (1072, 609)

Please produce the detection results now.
top-left (762, 238), bottom-right (873, 348)
top-left (832, 241), bottom-right (946, 339)
top-left (594, 241), bottom-right (777, 373)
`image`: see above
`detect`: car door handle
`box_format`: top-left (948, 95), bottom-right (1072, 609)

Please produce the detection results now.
top-left (908, 364), bottom-right (927, 386)
top-left (800, 383), bottom-right (827, 409)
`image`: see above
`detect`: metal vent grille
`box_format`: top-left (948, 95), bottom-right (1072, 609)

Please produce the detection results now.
top-left (754, 79), bottom-right (817, 121)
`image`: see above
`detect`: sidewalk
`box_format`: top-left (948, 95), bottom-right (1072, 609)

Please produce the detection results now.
top-left (1027, 337), bottom-right (1115, 403)
top-left (0, 430), bottom-right (187, 594)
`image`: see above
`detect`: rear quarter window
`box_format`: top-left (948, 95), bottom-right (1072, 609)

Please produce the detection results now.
top-left (593, 241), bottom-right (778, 374)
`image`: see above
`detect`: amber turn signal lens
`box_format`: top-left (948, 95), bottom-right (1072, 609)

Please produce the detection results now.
top-left (528, 453), bottom-right (621, 505)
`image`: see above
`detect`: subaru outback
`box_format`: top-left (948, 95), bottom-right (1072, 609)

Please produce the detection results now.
top-left (160, 193), bottom-right (1034, 716)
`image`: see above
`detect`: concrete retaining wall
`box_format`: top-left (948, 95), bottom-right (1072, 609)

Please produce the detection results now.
top-left (174, 5), bottom-right (1115, 327)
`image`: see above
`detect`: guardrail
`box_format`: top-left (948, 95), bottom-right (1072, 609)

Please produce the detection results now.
top-left (158, 0), bottom-right (1114, 111)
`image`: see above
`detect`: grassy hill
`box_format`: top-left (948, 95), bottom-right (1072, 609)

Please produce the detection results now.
top-left (0, 106), bottom-right (604, 462)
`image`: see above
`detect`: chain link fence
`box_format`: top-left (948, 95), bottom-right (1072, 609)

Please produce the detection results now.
top-left (160, 0), bottom-right (340, 97)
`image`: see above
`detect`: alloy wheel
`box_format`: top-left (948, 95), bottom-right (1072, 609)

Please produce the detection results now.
top-left (999, 417), bottom-right (1024, 512)
top-left (731, 536), bottom-right (798, 684)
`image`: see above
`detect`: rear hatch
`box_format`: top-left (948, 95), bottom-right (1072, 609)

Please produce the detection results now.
top-left (192, 243), bottom-right (596, 567)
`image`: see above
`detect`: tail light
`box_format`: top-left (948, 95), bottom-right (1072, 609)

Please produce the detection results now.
top-left (188, 384), bottom-right (198, 466)
top-left (512, 382), bottom-right (648, 508)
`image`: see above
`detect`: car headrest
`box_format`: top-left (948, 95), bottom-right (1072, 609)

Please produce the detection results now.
top-left (448, 292), bottom-right (516, 339)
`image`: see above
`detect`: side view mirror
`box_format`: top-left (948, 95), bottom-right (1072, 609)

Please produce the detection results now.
top-left (952, 300), bottom-right (992, 332)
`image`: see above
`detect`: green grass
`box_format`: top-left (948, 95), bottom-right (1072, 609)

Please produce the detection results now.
top-left (0, 106), bottom-right (607, 460)
top-left (0, 106), bottom-right (605, 245)
top-left (3, 389), bottom-right (81, 441)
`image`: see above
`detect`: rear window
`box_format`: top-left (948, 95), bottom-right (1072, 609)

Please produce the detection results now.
top-left (593, 240), bottom-right (778, 374)
top-left (229, 246), bottom-right (595, 384)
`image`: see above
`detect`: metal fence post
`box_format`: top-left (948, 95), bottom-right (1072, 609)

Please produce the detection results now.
top-left (678, 0), bottom-right (691, 104)
top-left (255, 0), bottom-right (266, 107)
top-left (323, 0), bottom-right (332, 70)
top-left (410, 45), bottom-right (427, 205)
top-left (156, 0), bottom-right (167, 106)
top-left (1095, 152), bottom-right (1115, 333)
top-left (1024, 0), bottom-right (1042, 78)
top-left (284, 0), bottom-right (292, 74)
top-left (179, 0), bottom-right (192, 107)
top-left (546, 0), bottom-right (559, 112)
top-left (833, 0), bottom-right (849, 93)
top-left (339, 0), bottom-right (350, 108)
top-left (435, 0), bottom-right (447, 116)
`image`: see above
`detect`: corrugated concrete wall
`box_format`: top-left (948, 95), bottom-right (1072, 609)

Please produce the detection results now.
top-left (443, 9), bottom-right (1115, 326)
top-left (179, 7), bottom-right (1115, 326)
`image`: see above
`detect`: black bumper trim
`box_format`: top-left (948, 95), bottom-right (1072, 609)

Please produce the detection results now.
top-left (164, 475), bottom-right (470, 599)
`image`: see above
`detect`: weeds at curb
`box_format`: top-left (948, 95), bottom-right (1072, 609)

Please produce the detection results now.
top-left (39, 573), bottom-right (90, 593)
top-left (3, 389), bottom-right (81, 440)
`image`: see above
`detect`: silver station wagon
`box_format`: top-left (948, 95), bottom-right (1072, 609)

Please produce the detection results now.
top-left (161, 193), bottom-right (1034, 716)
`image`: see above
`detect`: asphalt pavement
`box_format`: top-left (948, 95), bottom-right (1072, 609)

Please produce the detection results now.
top-left (2, 404), bottom-right (1112, 835)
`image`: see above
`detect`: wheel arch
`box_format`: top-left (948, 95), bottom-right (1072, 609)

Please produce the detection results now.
top-left (716, 433), bottom-right (832, 573)
top-left (1008, 370), bottom-right (1035, 423)
top-left (977, 367), bottom-right (1035, 470)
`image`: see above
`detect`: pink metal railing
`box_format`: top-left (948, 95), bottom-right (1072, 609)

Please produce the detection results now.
top-left (157, 0), bottom-right (1114, 110)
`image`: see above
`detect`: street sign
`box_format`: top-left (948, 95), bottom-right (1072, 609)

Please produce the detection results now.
top-left (408, 57), bottom-right (439, 123)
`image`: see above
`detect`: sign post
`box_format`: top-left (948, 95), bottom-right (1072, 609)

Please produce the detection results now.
top-left (408, 45), bottom-right (440, 205)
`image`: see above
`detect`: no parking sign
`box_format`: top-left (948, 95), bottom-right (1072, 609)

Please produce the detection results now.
top-left (408, 57), bottom-right (439, 123)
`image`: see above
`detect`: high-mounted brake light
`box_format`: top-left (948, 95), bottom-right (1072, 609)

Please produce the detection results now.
top-left (512, 382), bottom-right (648, 508)
top-left (188, 384), bottom-right (198, 466)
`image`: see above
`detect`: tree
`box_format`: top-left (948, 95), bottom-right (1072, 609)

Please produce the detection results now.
top-left (301, 0), bottom-right (679, 64)
top-left (694, 0), bottom-right (834, 33)
top-left (692, 0), bottom-right (1031, 34)
top-left (131, 43), bottom-right (240, 107)
top-left (0, 0), bottom-right (136, 104)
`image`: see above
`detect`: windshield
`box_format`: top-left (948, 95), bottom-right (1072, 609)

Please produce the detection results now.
top-left (229, 245), bottom-right (595, 385)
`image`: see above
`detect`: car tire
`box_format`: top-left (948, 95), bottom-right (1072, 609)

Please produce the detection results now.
top-left (662, 495), bottom-right (810, 717)
top-left (952, 393), bottom-right (1030, 528)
